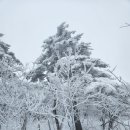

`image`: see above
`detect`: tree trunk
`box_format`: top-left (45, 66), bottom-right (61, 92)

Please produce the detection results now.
top-left (38, 124), bottom-right (40, 130)
top-left (53, 99), bottom-right (61, 130)
top-left (48, 119), bottom-right (52, 130)
top-left (108, 119), bottom-right (114, 130)
top-left (108, 113), bottom-right (116, 130)
top-left (100, 117), bottom-right (106, 130)
top-left (73, 101), bottom-right (83, 130)
top-left (37, 117), bottom-right (41, 130)
top-left (21, 114), bottom-right (27, 130)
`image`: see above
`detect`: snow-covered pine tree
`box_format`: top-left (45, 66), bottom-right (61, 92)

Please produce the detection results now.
top-left (0, 33), bottom-right (26, 130)
top-left (27, 23), bottom-right (114, 130)
top-left (0, 33), bottom-right (22, 80)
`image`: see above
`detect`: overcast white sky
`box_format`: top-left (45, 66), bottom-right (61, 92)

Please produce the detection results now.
top-left (0, 0), bottom-right (130, 81)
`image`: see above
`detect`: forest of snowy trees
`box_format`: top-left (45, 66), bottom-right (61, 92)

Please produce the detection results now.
top-left (0, 23), bottom-right (130, 130)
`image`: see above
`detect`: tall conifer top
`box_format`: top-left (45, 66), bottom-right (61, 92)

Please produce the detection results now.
top-left (28, 23), bottom-right (109, 82)
top-left (0, 33), bottom-right (21, 65)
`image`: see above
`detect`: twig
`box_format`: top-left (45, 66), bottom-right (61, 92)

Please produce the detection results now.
top-left (120, 23), bottom-right (130, 28)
